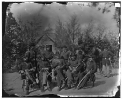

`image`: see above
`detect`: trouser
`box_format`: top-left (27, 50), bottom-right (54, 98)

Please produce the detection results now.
top-left (102, 64), bottom-right (111, 77)
top-left (25, 75), bottom-right (34, 93)
top-left (25, 70), bottom-right (35, 83)
top-left (52, 69), bottom-right (55, 80)
top-left (56, 68), bottom-right (65, 87)
top-left (98, 61), bottom-right (102, 73)
top-left (66, 69), bottom-right (74, 87)
top-left (39, 69), bottom-right (52, 91)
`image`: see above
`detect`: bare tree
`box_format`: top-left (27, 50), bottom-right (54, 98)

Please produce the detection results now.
top-left (66, 15), bottom-right (81, 45)
top-left (54, 18), bottom-right (72, 48)
top-left (18, 13), bottom-right (52, 46)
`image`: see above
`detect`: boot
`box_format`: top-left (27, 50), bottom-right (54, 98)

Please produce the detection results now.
top-left (65, 85), bottom-right (71, 90)
top-left (47, 87), bottom-right (52, 91)
top-left (41, 85), bottom-right (45, 92)
top-left (57, 86), bottom-right (61, 91)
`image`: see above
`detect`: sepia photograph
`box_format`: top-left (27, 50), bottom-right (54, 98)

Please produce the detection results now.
top-left (2, 1), bottom-right (120, 97)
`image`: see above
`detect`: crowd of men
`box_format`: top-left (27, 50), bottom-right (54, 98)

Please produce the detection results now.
top-left (19, 42), bottom-right (113, 95)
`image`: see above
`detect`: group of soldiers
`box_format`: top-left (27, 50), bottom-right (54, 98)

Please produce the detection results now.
top-left (19, 42), bottom-right (113, 95)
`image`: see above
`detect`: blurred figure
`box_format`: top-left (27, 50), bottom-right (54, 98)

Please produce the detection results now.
top-left (52, 55), bottom-right (66, 91)
top-left (92, 46), bottom-right (101, 73)
top-left (101, 48), bottom-right (112, 77)
top-left (40, 45), bottom-right (54, 92)
top-left (24, 43), bottom-right (37, 95)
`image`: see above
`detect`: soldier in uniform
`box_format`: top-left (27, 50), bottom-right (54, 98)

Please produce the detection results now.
top-left (65, 53), bottom-right (78, 89)
top-left (91, 46), bottom-right (100, 73)
top-left (60, 46), bottom-right (70, 61)
top-left (24, 43), bottom-right (37, 94)
top-left (67, 53), bottom-right (85, 89)
top-left (60, 46), bottom-right (71, 71)
top-left (101, 48), bottom-right (112, 77)
top-left (76, 57), bottom-right (97, 89)
top-left (38, 45), bottom-right (54, 92)
top-left (52, 54), bottom-right (66, 91)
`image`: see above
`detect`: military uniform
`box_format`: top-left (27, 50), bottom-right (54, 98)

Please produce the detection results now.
top-left (61, 50), bottom-right (70, 61)
top-left (24, 46), bottom-right (37, 95)
top-left (77, 58), bottom-right (97, 89)
top-left (38, 56), bottom-right (51, 92)
top-left (64, 54), bottom-right (80, 89)
top-left (60, 48), bottom-right (71, 73)
top-left (39, 45), bottom-right (54, 92)
top-left (101, 49), bottom-right (112, 77)
top-left (92, 47), bottom-right (101, 73)
top-left (52, 57), bottom-right (66, 91)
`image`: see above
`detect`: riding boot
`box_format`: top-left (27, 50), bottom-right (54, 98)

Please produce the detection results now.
top-left (65, 85), bottom-right (69, 90)
top-left (41, 85), bottom-right (45, 92)
top-left (47, 80), bottom-right (52, 91)
top-left (25, 79), bottom-right (29, 95)
top-left (57, 85), bottom-right (61, 91)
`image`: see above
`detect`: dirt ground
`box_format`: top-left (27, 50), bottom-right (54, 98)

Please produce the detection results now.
top-left (3, 68), bottom-right (120, 97)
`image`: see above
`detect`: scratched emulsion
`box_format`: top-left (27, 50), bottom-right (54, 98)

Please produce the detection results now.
top-left (3, 2), bottom-right (120, 97)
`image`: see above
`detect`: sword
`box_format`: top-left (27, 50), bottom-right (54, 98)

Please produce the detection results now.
top-left (76, 71), bottom-right (91, 89)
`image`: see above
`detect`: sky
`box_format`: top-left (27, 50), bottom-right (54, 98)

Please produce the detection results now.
top-left (9, 2), bottom-right (119, 40)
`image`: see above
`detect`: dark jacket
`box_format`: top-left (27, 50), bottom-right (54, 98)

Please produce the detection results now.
top-left (86, 59), bottom-right (97, 74)
top-left (61, 51), bottom-right (70, 60)
top-left (43, 51), bottom-right (54, 60)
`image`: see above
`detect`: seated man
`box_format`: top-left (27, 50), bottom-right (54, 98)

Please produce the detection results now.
top-left (65, 53), bottom-right (81, 89)
top-left (52, 54), bottom-right (66, 91)
top-left (76, 57), bottom-right (97, 89)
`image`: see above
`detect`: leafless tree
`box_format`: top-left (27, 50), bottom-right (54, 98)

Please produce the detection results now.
top-left (66, 15), bottom-right (81, 45)
top-left (18, 13), bottom-right (52, 46)
top-left (54, 18), bottom-right (72, 48)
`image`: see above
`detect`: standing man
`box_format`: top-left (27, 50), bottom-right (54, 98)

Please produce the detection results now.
top-left (24, 43), bottom-right (36, 95)
top-left (52, 54), bottom-right (66, 91)
top-left (92, 46), bottom-right (100, 73)
top-left (60, 46), bottom-right (71, 72)
top-left (42, 45), bottom-right (54, 91)
top-left (101, 48), bottom-right (112, 77)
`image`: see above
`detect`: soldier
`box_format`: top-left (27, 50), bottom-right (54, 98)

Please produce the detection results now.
top-left (76, 57), bottom-right (97, 89)
top-left (64, 53), bottom-right (78, 89)
top-left (101, 48), bottom-right (112, 77)
top-left (60, 46), bottom-right (70, 62)
top-left (91, 46), bottom-right (100, 73)
top-left (52, 54), bottom-right (66, 91)
top-left (68, 53), bottom-right (85, 89)
top-left (60, 46), bottom-right (71, 75)
top-left (24, 43), bottom-right (37, 94)
top-left (39, 45), bottom-right (54, 92)
top-left (36, 45), bottom-right (45, 85)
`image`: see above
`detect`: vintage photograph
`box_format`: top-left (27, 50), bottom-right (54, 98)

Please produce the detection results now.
top-left (2, 2), bottom-right (120, 97)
